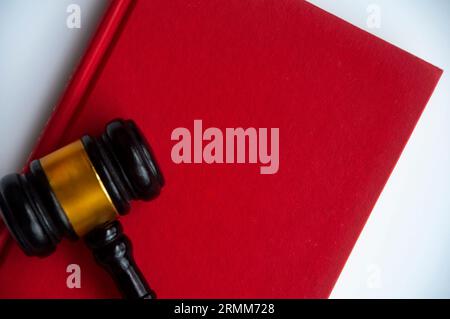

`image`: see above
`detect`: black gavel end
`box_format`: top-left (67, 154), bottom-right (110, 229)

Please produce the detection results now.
top-left (0, 119), bottom-right (164, 299)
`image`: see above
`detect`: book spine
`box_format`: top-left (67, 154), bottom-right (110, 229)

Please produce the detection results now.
top-left (0, 0), bottom-right (133, 252)
top-left (27, 0), bottom-right (133, 162)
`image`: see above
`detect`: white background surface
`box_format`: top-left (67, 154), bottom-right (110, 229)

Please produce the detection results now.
top-left (0, 0), bottom-right (449, 298)
top-left (0, 0), bottom-right (108, 174)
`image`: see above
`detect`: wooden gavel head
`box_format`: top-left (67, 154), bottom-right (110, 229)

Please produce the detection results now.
top-left (0, 119), bottom-right (164, 257)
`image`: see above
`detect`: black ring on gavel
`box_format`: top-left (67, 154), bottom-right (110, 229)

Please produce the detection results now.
top-left (0, 119), bottom-right (164, 299)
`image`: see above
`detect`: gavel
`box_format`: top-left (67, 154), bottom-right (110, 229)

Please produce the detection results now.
top-left (0, 119), bottom-right (164, 299)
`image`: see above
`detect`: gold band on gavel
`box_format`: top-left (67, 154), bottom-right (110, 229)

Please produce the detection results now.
top-left (39, 140), bottom-right (118, 236)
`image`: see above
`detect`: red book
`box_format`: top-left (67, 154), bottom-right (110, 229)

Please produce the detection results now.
top-left (0, 0), bottom-right (442, 298)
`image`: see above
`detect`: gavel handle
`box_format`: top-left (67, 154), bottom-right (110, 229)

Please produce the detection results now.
top-left (85, 220), bottom-right (156, 299)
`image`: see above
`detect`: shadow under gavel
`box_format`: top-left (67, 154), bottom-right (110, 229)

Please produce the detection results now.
top-left (0, 119), bottom-right (164, 299)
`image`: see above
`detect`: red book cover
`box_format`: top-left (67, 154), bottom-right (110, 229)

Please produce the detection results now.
top-left (0, 0), bottom-right (442, 298)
